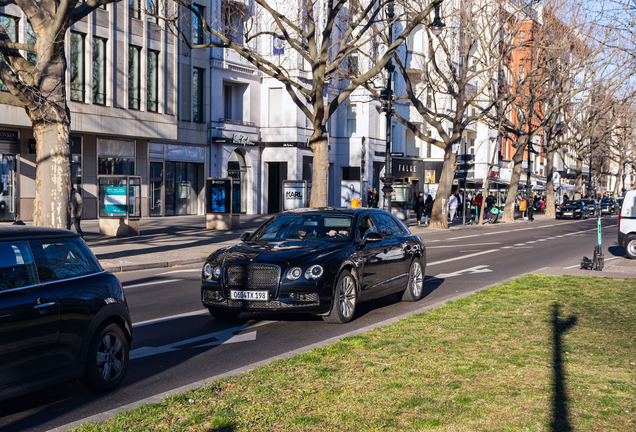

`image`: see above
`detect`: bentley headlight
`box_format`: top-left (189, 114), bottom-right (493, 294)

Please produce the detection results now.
top-left (286, 267), bottom-right (302, 281)
top-left (305, 265), bottom-right (324, 281)
top-left (203, 263), bottom-right (213, 281)
top-left (213, 266), bottom-right (222, 280)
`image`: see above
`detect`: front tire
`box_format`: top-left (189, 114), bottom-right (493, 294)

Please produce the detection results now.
top-left (81, 323), bottom-right (129, 392)
top-left (625, 234), bottom-right (636, 259)
top-left (398, 259), bottom-right (424, 302)
top-left (323, 270), bottom-right (357, 324)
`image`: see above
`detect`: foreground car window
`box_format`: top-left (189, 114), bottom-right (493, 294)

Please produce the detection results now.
top-left (30, 238), bottom-right (101, 282)
top-left (0, 241), bottom-right (38, 290)
top-left (251, 214), bottom-right (354, 242)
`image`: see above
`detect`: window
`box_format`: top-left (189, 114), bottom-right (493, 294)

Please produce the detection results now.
top-left (30, 238), bottom-right (101, 283)
top-left (0, 14), bottom-right (18, 92)
top-left (26, 21), bottom-right (37, 66)
top-left (357, 215), bottom-right (376, 241)
top-left (519, 31), bottom-right (526, 47)
top-left (222, 3), bottom-right (244, 45)
top-left (0, 241), bottom-right (38, 290)
top-left (193, 67), bottom-right (204, 122)
top-left (147, 50), bottom-right (159, 112)
top-left (92, 37), bottom-right (107, 105)
top-left (147, 0), bottom-right (158, 24)
top-left (224, 84), bottom-right (232, 119)
top-left (518, 65), bottom-right (525, 81)
top-left (98, 139), bottom-right (135, 175)
top-left (128, 45), bottom-right (141, 109)
top-left (129, 0), bottom-right (141, 19)
top-left (193, 4), bottom-right (204, 45)
top-left (348, 51), bottom-right (359, 77)
top-left (346, 104), bottom-right (357, 137)
top-left (70, 32), bottom-right (85, 102)
top-left (372, 213), bottom-right (401, 237)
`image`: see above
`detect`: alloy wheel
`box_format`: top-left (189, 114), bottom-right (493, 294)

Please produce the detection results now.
top-left (96, 332), bottom-right (125, 382)
top-left (409, 261), bottom-right (423, 298)
top-left (339, 275), bottom-right (356, 319)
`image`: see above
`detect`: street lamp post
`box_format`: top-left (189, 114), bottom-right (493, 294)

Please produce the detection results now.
top-left (526, 140), bottom-right (534, 221)
top-left (381, 1), bottom-right (395, 212)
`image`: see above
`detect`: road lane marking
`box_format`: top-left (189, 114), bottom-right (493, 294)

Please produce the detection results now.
top-left (428, 242), bottom-right (501, 249)
top-left (432, 265), bottom-right (493, 279)
top-left (124, 279), bottom-right (183, 289)
top-left (427, 249), bottom-right (499, 266)
top-left (158, 269), bottom-right (203, 275)
top-left (194, 331), bottom-right (257, 348)
top-left (133, 310), bottom-right (209, 328)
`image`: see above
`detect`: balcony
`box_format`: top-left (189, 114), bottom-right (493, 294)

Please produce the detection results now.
top-left (220, 118), bottom-right (256, 127)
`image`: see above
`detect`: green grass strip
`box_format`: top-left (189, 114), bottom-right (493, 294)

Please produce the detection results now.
top-left (74, 275), bottom-right (636, 431)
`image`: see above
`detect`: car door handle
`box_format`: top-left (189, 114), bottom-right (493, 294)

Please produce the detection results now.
top-left (34, 301), bottom-right (56, 310)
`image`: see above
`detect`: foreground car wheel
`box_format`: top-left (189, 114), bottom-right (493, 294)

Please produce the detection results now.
top-left (398, 259), bottom-right (424, 302)
top-left (82, 323), bottom-right (129, 392)
top-left (323, 270), bottom-right (356, 324)
top-left (626, 235), bottom-right (636, 259)
top-left (208, 308), bottom-right (241, 321)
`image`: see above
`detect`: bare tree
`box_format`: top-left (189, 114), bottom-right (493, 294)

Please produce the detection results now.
top-left (0, 0), bottom-right (118, 227)
top-left (168, 0), bottom-right (439, 207)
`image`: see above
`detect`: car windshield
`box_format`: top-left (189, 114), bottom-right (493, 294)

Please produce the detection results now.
top-left (601, 198), bottom-right (614, 204)
top-left (567, 200), bottom-right (583, 206)
top-left (250, 214), bottom-right (354, 242)
top-left (581, 200), bottom-right (593, 205)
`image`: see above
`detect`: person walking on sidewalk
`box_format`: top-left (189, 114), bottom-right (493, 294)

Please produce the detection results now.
top-left (367, 187), bottom-right (373, 208)
top-left (414, 192), bottom-right (425, 225)
top-left (424, 195), bottom-right (433, 225)
top-left (71, 187), bottom-right (84, 239)
top-left (449, 192), bottom-right (458, 222)
top-left (372, 188), bottom-right (379, 208)
top-left (457, 189), bottom-right (464, 219)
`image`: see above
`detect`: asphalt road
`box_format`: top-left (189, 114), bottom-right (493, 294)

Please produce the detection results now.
top-left (0, 216), bottom-right (624, 432)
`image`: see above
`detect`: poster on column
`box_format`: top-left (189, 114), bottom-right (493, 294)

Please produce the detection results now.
top-left (283, 180), bottom-right (307, 210)
top-left (104, 186), bottom-right (127, 215)
top-left (341, 181), bottom-right (361, 207)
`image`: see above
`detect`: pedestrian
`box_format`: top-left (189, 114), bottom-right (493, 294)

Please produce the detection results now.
top-left (485, 192), bottom-right (496, 212)
top-left (70, 186), bottom-right (84, 239)
top-left (367, 187), bottom-right (373, 208)
top-left (372, 188), bottom-right (379, 208)
top-left (475, 193), bottom-right (483, 220)
top-left (424, 194), bottom-right (433, 225)
top-left (527, 193), bottom-right (534, 221)
top-left (449, 192), bottom-right (458, 221)
top-left (457, 189), bottom-right (464, 218)
top-left (414, 192), bottom-right (425, 225)
top-left (563, 193), bottom-right (569, 203)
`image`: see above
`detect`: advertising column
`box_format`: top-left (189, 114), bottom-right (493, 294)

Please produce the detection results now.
top-left (205, 178), bottom-right (239, 230)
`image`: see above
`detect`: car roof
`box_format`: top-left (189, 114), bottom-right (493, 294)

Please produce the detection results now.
top-left (279, 207), bottom-right (385, 216)
top-left (0, 225), bottom-right (80, 241)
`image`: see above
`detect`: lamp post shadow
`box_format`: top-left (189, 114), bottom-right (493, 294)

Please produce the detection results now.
top-left (551, 303), bottom-right (577, 432)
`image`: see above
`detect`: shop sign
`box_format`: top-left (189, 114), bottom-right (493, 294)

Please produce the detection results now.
top-left (104, 186), bottom-right (127, 215)
top-left (233, 134), bottom-right (253, 146)
top-left (0, 130), bottom-right (18, 142)
top-left (392, 158), bottom-right (422, 178)
top-left (283, 180), bottom-right (307, 210)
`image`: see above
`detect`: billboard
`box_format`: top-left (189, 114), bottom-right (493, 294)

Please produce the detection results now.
top-left (283, 180), bottom-right (307, 211)
top-left (206, 178), bottom-right (232, 213)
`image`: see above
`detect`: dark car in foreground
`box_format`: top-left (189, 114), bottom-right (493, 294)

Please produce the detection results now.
top-left (556, 200), bottom-right (588, 219)
top-left (201, 208), bottom-right (426, 324)
top-left (0, 226), bottom-right (132, 401)
top-left (600, 198), bottom-right (619, 216)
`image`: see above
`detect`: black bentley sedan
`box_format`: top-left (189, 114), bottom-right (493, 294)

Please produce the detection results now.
top-left (0, 225), bottom-right (132, 401)
top-left (201, 208), bottom-right (426, 324)
top-left (556, 200), bottom-right (588, 219)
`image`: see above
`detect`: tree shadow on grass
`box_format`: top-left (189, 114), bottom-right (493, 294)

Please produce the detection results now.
top-left (551, 303), bottom-right (577, 432)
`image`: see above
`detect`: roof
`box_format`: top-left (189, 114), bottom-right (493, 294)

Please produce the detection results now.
top-left (280, 207), bottom-right (388, 216)
top-left (0, 225), bottom-right (80, 241)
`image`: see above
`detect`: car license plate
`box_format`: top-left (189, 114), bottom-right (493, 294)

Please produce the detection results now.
top-left (231, 290), bottom-right (269, 301)
top-left (564, 212), bottom-right (572, 216)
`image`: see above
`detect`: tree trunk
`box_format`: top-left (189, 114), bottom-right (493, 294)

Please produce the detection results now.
top-left (544, 146), bottom-right (557, 218)
top-left (501, 140), bottom-right (527, 222)
top-left (429, 146), bottom-right (455, 229)
top-left (309, 129), bottom-right (329, 207)
top-left (613, 162), bottom-right (624, 197)
top-left (574, 158), bottom-right (583, 199)
top-left (33, 122), bottom-right (71, 228)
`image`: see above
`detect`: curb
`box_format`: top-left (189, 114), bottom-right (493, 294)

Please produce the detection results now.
top-left (102, 256), bottom-right (206, 273)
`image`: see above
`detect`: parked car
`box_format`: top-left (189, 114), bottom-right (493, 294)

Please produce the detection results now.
top-left (619, 191), bottom-right (636, 259)
top-left (533, 199), bottom-right (545, 212)
top-left (617, 197), bottom-right (624, 210)
top-left (600, 198), bottom-right (619, 216)
top-left (201, 208), bottom-right (426, 324)
top-left (0, 226), bottom-right (132, 401)
top-left (556, 200), bottom-right (588, 219)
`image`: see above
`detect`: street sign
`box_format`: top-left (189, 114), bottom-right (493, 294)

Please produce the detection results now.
top-left (457, 163), bottom-right (474, 171)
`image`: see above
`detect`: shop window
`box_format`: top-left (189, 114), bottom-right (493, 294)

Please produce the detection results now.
top-left (92, 37), bottom-right (107, 105)
top-left (346, 104), bottom-right (357, 137)
top-left (98, 139), bottom-right (135, 175)
top-left (147, 50), bottom-right (159, 112)
top-left (193, 67), bottom-right (204, 122)
top-left (0, 14), bottom-right (18, 92)
top-left (70, 32), bottom-right (85, 102)
top-left (128, 45), bottom-right (141, 110)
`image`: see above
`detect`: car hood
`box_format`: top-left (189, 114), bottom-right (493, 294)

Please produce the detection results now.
top-left (219, 241), bottom-right (341, 266)
top-left (560, 205), bottom-right (582, 210)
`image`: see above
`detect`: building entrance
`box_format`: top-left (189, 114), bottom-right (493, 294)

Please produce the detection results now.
top-left (0, 154), bottom-right (16, 222)
top-left (267, 162), bottom-right (287, 214)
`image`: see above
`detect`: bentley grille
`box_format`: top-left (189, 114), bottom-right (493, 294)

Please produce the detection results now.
top-left (224, 264), bottom-right (280, 288)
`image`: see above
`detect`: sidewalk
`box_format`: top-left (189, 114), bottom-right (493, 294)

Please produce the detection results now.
top-left (79, 210), bottom-right (559, 273)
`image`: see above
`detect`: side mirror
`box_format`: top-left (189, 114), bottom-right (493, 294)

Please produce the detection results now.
top-left (363, 232), bottom-right (383, 244)
top-left (239, 232), bottom-right (251, 242)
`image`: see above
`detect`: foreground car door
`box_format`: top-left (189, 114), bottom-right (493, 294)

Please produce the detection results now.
top-left (371, 213), bottom-right (409, 292)
top-left (0, 241), bottom-right (60, 386)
